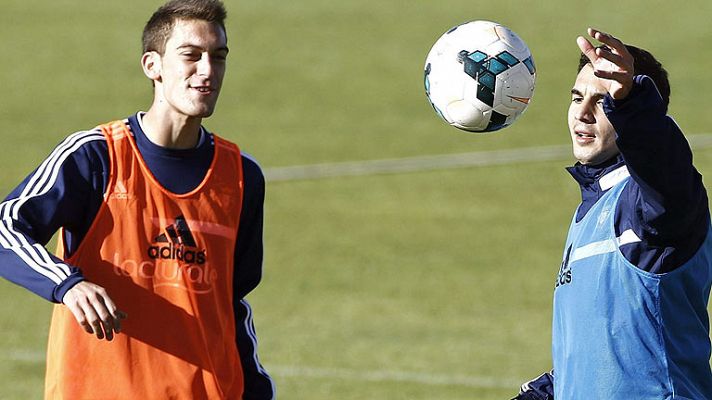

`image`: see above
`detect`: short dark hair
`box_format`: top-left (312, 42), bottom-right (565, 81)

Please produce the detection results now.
top-left (142, 0), bottom-right (227, 54)
top-left (578, 45), bottom-right (670, 107)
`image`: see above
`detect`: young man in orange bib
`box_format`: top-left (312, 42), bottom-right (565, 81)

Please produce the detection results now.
top-left (0, 0), bottom-right (275, 398)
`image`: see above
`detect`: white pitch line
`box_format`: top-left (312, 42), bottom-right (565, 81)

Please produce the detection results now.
top-left (3, 349), bottom-right (522, 389)
top-left (4, 349), bottom-right (45, 363)
top-left (267, 365), bottom-right (522, 389)
top-left (264, 133), bottom-right (712, 182)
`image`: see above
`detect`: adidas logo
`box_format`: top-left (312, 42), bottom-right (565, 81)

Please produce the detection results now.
top-left (109, 181), bottom-right (130, 200)
top-left (148, 215), bottom-right (206, 264)
top-left (556, 244), bottom-right (573, 288)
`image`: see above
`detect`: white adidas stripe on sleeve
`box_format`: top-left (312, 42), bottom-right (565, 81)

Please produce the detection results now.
top-left (0, 129), bottom-right (105, 284)
top-left (240, 299), bottom-right (276, 399)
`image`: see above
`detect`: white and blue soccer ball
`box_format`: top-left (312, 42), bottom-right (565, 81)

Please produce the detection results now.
top-left (424, 20), bottom-right (536, 133)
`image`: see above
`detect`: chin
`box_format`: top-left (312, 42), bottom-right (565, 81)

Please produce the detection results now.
top-left (180, 99), bottom-right (219, 118)
top-left (573, 150), bottom-right (599, 165)
top-left (197, 110), bottom-right (216, 118)
top-left (186, 107), bottom-right (216, 119)
top-left (572, 147), bottom-right (589, 163)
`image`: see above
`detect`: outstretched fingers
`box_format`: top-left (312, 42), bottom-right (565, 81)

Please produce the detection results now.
top-left (588, 28), bottom-right (626, 56)
top-left (590, 29), bottom-right (633, 71)
top-left (578, 27), bottom-right (635, 99)
top-left (576, 35), bottom-right (598, 64)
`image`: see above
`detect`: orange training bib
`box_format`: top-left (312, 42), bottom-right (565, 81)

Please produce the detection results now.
top-left (45, 120), bottom-right (245, 399)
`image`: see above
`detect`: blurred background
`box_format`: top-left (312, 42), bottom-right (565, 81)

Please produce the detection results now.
top-left (1, 0), bottom-right (711, 398)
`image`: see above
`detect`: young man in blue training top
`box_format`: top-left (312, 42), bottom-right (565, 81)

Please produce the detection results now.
top-left (514, 28), bottom-right (712, 399)
top-left (0, 0), bottom-right (274, 398)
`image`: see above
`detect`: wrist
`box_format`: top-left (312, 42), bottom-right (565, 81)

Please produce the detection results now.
top-left (54, 274), bottom-right (86, 304)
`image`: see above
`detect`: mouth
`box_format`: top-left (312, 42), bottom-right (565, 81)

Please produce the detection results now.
top-left (574, 130), bottom-right (596, 144)
top-left (191, 86), bottom-right (215, 95)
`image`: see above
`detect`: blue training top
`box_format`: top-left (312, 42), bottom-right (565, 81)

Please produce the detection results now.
top-left (549, 75), bottom-right (712, 398)
top-left (553, 170), bottom-right (712, 399)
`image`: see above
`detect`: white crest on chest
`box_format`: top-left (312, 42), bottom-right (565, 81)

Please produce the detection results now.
top-left (597, 207), bottom-right (610, 227)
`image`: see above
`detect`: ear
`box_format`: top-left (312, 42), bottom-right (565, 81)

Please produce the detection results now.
top-left (141, 51), bottom-right (162, 82)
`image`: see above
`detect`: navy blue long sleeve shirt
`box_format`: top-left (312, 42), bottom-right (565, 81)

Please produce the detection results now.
top-left (567, 75), bottom-right (709, 273)
top-left (0, 113), bottom-right (274, 398)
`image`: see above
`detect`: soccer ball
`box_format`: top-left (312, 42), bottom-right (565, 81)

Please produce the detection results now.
top-left (424, 20), bottom-right (536, 133)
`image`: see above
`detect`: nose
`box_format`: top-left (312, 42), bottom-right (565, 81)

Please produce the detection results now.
top-left (196, 53), bottom-right (213, 77)
top-left (574, 101), bottom-right (596, 124)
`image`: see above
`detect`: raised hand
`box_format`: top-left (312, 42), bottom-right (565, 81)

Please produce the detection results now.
top-left (576, 28), bottom-right (635, 100)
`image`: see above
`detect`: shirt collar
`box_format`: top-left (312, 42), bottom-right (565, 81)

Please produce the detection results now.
top-left (566, 154), bottom-right (629, 195)
top-left (599, 165), bottom-right (630, 191)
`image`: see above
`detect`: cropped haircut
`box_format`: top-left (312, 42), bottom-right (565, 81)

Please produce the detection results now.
top-left (142, 0), bottom-right (227, 54)
top-left (578, 45), bottom-right (670, 107)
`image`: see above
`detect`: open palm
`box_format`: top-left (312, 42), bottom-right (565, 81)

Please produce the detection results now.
top-left (577, 28), bottom-right (635, 100)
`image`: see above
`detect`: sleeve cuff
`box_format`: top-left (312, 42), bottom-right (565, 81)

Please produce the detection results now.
top-left (52, 272), bottom-right (85, 303)
top-left (603, 75), bottom-right (666, 115)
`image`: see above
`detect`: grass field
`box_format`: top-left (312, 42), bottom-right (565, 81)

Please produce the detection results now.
top-left (1, 0), bottom-right (712, 399)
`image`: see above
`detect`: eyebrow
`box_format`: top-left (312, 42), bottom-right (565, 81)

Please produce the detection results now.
top-left (571, 88), bottom-right (605, 98)
top-left (177, 44), bottom-right (229, 54)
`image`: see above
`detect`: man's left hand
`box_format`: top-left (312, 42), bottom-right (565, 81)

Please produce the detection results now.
top-left (576, 28), bottom-right (635, 100)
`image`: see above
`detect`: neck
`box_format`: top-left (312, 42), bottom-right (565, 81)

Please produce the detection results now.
top-left (141, 104), bottom-right (203, 150)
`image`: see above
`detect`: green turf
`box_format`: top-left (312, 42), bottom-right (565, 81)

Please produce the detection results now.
top-left (1, 0), bottom-right (712, 398)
